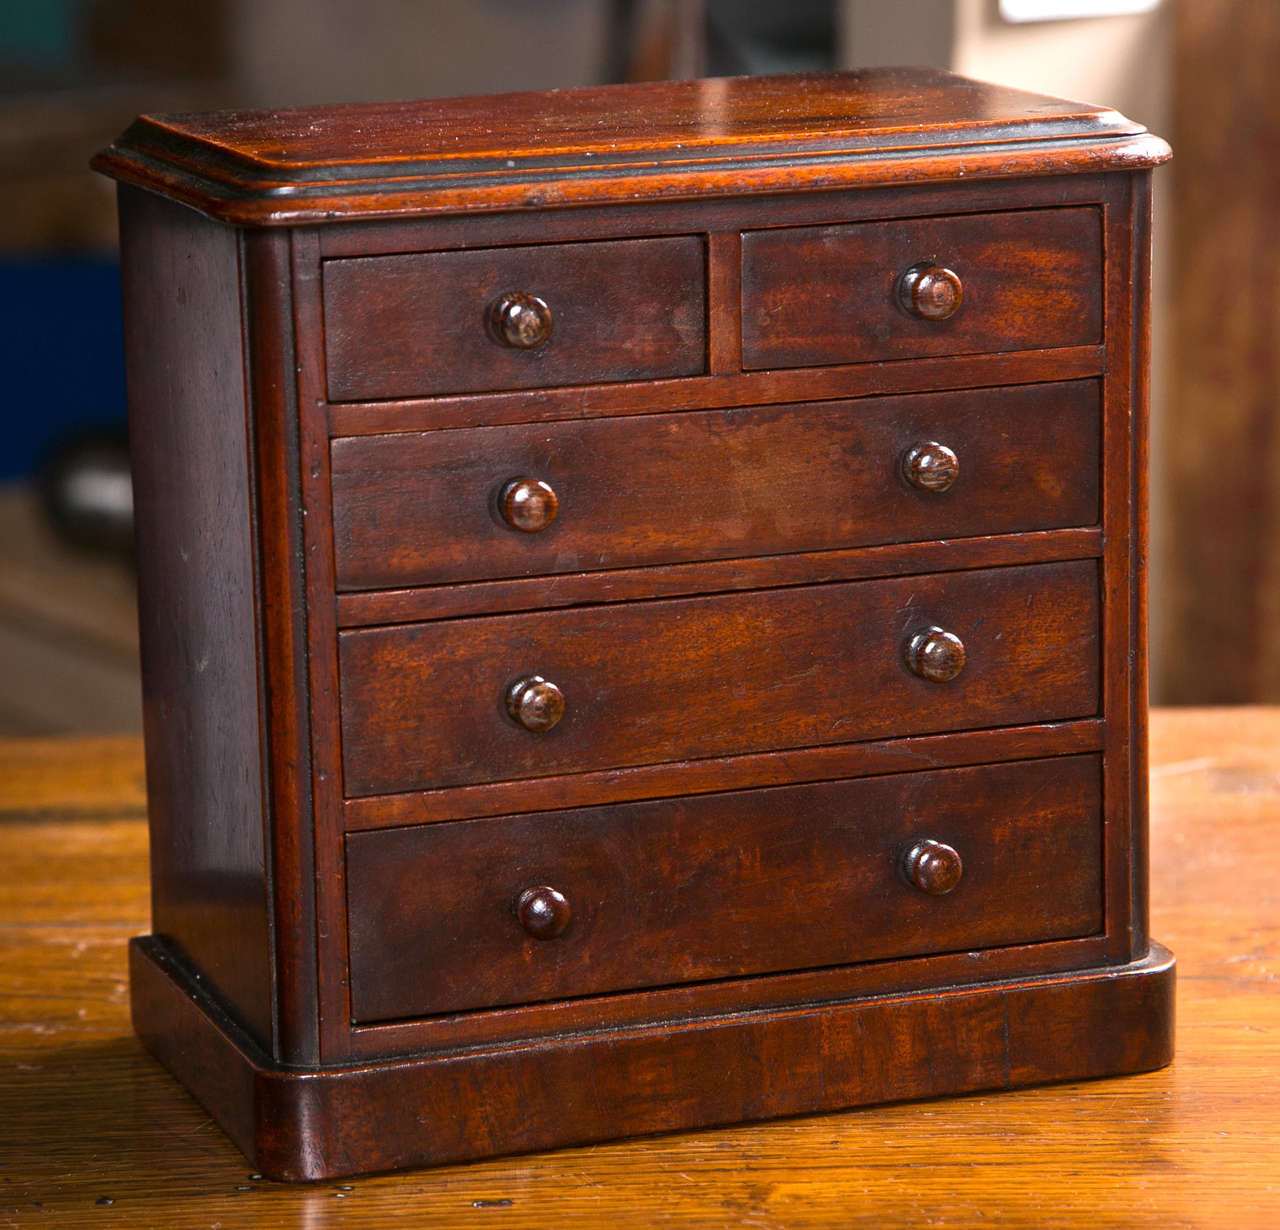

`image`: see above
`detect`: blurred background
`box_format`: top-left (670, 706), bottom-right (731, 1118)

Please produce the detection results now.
top-left (0, 0), bottom-right (1270, 733)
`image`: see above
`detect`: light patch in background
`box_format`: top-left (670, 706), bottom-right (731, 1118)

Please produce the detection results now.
top-left (1000, 0), bottom-right (1161, 21)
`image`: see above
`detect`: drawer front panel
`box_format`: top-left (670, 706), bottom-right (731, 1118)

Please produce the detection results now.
top-left (331, 380), bottom-right (1099, 591)
top-left (741, 207), bottom-right (1101, 370)
top-left (323, 236), bottom-right (707, 400)
top-left (338, 560), bottom-right (1099, 797)
top-left (346, 754), bottom-right (1103, 1020)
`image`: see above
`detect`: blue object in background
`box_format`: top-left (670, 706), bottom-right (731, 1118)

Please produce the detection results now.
top-left (0, 0), bottom-right (85, 70)
top-left (0, 257), bottom-right (127, 481)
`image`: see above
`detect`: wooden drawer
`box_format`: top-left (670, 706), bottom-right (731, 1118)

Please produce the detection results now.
top-left (323, 236), bottom-right (707, 400)
top-left (338, 560), bottom-right (1099, 797)
top-left (346, 754), bottom-right (1103, 1020)
top-left (331, 379), bottom-right (1099, 591)
top-left (741, 207), bottom-right (1101, 370)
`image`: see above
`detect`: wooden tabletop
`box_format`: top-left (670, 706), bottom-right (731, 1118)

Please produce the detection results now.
top-left (2, 709), bottom-right (1277, 1227)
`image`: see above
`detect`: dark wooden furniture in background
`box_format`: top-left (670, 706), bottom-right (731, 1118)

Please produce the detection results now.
top-left (1162, 0), bottom-right (1280, 702)
top-left (93, 68), bottom-right (1172, 1179)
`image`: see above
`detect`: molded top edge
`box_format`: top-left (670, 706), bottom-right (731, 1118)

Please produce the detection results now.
top-left (92, 67), bottom-right (1171, 226)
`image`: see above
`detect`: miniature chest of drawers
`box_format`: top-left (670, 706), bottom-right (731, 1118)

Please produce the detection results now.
top-left (95, 68), bottom-right (1174, 1180)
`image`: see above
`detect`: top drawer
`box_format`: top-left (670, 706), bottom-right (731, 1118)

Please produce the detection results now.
top-left (323, 236), bottom-right (707, 400)
top-left (741, 207), bottom-right (1101, 370)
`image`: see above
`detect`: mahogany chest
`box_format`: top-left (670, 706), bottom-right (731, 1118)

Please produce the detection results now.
top-left (94, 68), bottom-right (1174, 1180)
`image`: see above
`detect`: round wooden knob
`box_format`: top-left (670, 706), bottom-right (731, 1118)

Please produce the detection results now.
top-left (904, 839), bottom-right (963, 896)
top-left (902, 441), bottom-right (959, 493)
top-left (505, 675), bottom-right (565, 732)
top-left (516, 886), bottom-right (571, 939)
top-left (500, 477), bottom-right (559, 533)
top-left (489, 291), bottom-right (553, 348)
top-left (904, 626), bottom-right (966, 683)
top-left (897, 263), bottom-right (963, 321)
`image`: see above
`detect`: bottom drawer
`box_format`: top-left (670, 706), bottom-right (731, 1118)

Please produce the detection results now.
top-left (346, 755), bottom-right (1103, 1022)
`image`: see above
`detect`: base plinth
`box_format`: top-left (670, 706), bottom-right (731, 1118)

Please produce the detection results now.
top-left (129, 936), bottom-right (1174, 1181)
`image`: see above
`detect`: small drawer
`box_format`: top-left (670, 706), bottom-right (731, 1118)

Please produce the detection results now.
top-left (338, 560), bottom-right (1099, 797)
top-left (345, 754), bottom-right (1103, 1020)
top-left (330, 380), bottom-right (1099, 591)
top-left (323, 236), bottom-right (706, 400)
top-left (741, 206), bottom-right (1101, 370)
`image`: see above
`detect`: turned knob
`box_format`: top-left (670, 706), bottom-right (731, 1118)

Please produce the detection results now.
top-left (901, 441), bottom-right (959, 493)
top-left (515, 886), bottom-right (571, 939)
top-left (904, 626), bottom-right (966, 683)
top-left (488, 291), bottom-right (553, 348)
top-left (500, 477), bottom-right (559, 533)
top-left (897, 263), bottom-right (963, 321)
top-left (505, 675), bottom-right (565, 732)
top-left (904, 839), bottom-right (963, 896)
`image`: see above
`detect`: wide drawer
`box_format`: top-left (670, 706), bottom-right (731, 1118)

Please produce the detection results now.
top-left (338, 560), bottom-right (1099, 797)
top-left (323, 236), bottom-right (707, 400)
top-left (330, 380), bottom-right (1099, 591)
top-left (346, 754), bottom-right (1103, 1020)
top-left (741, 207), bottom-right (1101, 370)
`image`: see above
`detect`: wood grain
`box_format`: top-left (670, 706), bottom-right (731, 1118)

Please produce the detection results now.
top-left (330, 381), bottom-right (1101, 592)
top-left (338, 561), bottom-right (1101, 796)
top-left (741, 206), bottom-right (1102, 369)
top-left (242, 225), bottom-right (320, 1066)
top-left (90, 68), bottom-right (1168, 225)
top-left (127, 933), bottom-right (1171, 1179)
top-left (345, 755), bottom-right (1103, 1021)
top-left (0, 735), bottom-right (144, 819)
top-left (324, 344), bottom-right (1106, 438)
top-left (323, 236), bottom-right (707, 400)
top-left (1099, 172), bottom-right (1149, 962)
top-left (339, 719), bottom-right (1104, 831)
top-left (344, 932), bottom-right (1116, 1064)
top-left (290, 227), bottom-right (353, 1064)
top-left (0, 709), bottom-right (1274, 1223)
top-left (334, 527), bottom-right (1104, 628)
top-left (117, 186), bottom-right (273, 1050)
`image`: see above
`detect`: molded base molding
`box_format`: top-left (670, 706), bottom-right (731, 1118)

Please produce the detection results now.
top-left (129, 936), bottom-right (1175, 1181)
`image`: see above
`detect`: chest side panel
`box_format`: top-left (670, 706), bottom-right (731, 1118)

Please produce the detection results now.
top-left (120, 187), bottom-right (273, 1048)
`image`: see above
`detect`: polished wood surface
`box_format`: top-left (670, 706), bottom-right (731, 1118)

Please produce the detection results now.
top-left (89, 68), bottom-right (1168, 225)
top-left (345, 756), bottom-right (1102, 1021)
top-left (338, 561), bottom-right (1100, 797)
top-left (335, 527), bottom-right (1104, 629)
top-left (92, 71), bottom-right (1163, 1174)
top-left (330, 381), bottom-right (1100, 592)
top-left (341, 718), bottom-right (1105, 833)
top-left (117, 186), bottom-right (274, 1050)
top-left (1, 707), bottom-right (1273, 1223)
top-left (488, 290), bottom-right (554, 351)
top-left (504, 675), bottom-right (566, 735)
top-left (515, 885), bottom-right (572, 941)
top-left (902, 439), bottom-right (961, 492)
top-left (904, 838), bottom-right (965, 896)
top-left (904, 624), bottom-right (968, 683)
top-left (898, 262), bottom-right (965, 322)
top-left (128, 930), bottom-right (1170, 1180)
top-left (741, 207), bottom-right (1101, 369)
top-left (322, 236), bottom-right (706, 399)
top-left (499, 477), bottom-right (559, 534)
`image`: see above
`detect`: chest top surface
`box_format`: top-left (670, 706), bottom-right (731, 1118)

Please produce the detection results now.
top-left (91, 66), bottom-right (1169, 225)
